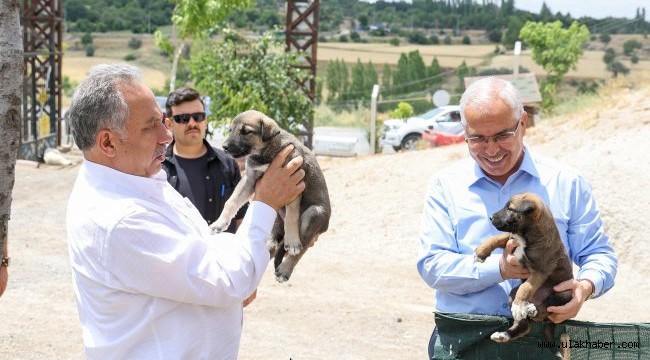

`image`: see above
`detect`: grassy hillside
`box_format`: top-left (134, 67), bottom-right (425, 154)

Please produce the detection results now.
top-left (61, 32), bottom-right (650, 109)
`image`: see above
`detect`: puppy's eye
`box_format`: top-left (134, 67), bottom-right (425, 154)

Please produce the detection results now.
top-left (240, 128), bottom-right (253, 135)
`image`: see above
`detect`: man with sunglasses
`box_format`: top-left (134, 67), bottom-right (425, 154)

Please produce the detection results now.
top-left (417, 77), bottom-right (617, 357)
top-left (162, 87), bottom-right (246, 233)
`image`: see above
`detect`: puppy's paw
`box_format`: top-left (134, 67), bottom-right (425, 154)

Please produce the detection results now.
top-left (266, 237), bottom-right (280, 250)
top-left (284, 243), bottom-right (303, 256)
top-left (490, 331), bottom-right (511, 343)
top-left (511, 301), bottom-right (537, 320)
top-left (473, 252), bottom-right (486, 263)
top-left (210, 217), bottom-right (231, 234)
top-left (275, 272), bottom-right (289, 283)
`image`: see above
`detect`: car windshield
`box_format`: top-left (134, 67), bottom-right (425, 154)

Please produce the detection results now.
top-left (419, 107), bottom-right (446, 120)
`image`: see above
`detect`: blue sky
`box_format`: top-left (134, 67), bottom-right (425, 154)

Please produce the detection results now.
top-left (514, 0), bottom-right (642, 19)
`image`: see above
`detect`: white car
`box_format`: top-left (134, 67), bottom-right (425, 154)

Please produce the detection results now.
top-left (380, 105), bottom-right (462, 151)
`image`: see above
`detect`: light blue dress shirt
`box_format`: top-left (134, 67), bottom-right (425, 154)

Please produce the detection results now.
top-left (417, 146), bottom-right (617, 317)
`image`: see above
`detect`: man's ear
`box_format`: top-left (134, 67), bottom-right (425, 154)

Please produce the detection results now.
top-left (164, 116), bottom-right (174, 130)
top-left (96, 129), bottom-right (118, 158)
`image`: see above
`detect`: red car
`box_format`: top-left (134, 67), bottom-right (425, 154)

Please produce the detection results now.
top-left (422, 127), bottom-right (466, 147)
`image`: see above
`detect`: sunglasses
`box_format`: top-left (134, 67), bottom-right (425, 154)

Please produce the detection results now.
top-left (172, 112), bottom-right (206, 124)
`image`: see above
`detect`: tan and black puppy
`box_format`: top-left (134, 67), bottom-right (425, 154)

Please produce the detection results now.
top-left (210, 110), bottom-right (331, 283)
top-left (474, 193), bottom-right (573, 355)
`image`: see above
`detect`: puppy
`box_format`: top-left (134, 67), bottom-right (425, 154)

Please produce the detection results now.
top-left (210, 110), bottom-right (331, 283)
top-left (474, 193), bottom-right (573, 358)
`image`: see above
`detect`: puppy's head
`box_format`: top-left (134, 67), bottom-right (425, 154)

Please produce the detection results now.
top-left (490, 193), bottom-right (542, 234)
top-left (222, 110), bottom-right (281, 158)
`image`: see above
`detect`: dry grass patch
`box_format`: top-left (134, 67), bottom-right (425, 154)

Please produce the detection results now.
top-left (319, 43), bottom-right (495, 67)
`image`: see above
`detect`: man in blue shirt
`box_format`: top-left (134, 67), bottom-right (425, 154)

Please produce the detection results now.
top-left (417, 77), bottom-right (617, 356)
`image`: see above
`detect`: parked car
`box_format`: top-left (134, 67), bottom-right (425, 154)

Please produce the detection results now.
top-left (380, 105), bottom-right (461, 151)
top-left (422, 128), bottom-right (466, 147)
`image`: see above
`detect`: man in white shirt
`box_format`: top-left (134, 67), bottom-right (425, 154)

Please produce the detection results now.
top-left (66, 63), bottom-right (305, 359)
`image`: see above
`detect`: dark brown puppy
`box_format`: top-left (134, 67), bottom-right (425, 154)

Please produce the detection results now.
top-left (474, 192), bottom-right (573, 357)
top-left (210, 110), bottom-right (331, 283)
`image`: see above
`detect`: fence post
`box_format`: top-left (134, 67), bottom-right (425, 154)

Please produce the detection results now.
top-left (370, 84), bottom-right (379, 154)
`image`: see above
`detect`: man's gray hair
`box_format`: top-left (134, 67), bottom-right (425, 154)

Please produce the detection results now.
top-left (459, 76), bottom-right (524, 127)
top-left (68, 63), bottom-right (142, 150)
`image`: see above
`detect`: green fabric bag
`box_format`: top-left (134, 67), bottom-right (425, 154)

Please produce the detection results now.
top-left (432, 312), bottom-right (650, 360)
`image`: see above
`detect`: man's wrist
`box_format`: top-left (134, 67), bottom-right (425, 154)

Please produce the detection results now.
top-left (578, 278), bottom-right (595, 300)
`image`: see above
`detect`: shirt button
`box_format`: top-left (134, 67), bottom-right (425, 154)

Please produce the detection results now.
top-left (208, 198), bottom-right (213, 202)
top-left (503, 303), bottom-right (509, 308)
top-left (206, 176), bottom-right (210, 179)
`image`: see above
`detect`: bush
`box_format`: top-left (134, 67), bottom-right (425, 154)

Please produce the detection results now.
top-left (389, 102), bottom-right (414, 119)
top-left (124, 53), bottom-right (138, 61)
top-left (462, 35), bottom-right (471, 45)
top-left (339, 35), bottom-right (349, 42)
top-left (85, 44), bottom-right (95, 57)
top-left (128, 37), bottom-right (142, 50)
top-left (81, 32), bottom-right (93, 46)
top-left (389, 37), bottom-right (400, 46)
top-left (443, 35), bottom-right (452, 45)
top-left (598, 33), bottom-right (611, 44)
top-left (350, 31), bottom-right (361, 42)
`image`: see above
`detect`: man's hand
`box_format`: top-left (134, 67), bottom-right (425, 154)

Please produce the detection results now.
top-left (0, 266), bottom-right (8, 297)
top-left (243, 289), bottom-right (257, 307)
top-left (499, 238), bottom-right (530, 280)
top-left (547, 279), bottom-right (593, 323)
top-left (254, 145), bottom-right (305, 210)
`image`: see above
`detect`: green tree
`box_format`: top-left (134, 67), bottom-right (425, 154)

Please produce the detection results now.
top-left (407, 50), bottom-right (426, 92)
top-left (519, 20), bottom-right (590, 110)
top-left (389, 102), bottom-right (414, 119)
top-left (189, 28), bottom-right (313, 131)
top-left (365, 61), bottom-right (378, 91)
top-left (428, 56), bottom-right (443, 88)
top-left (350, 59), bottom-right (367, 98)
top-left (502, 17), bottom-right (523, 49)
top-left (623, 39), bottom-right (642, 56)
top-left (607, 61), bottom-right (629, 77)
top-left (462, 35), bottom-right (471, 45)
top-left (598, 33), bottom-right (611, 45)
top-left (381, 64), bottom-right (392, 89)
top-left (81, 32), bottom-right (93, 46)
top-left (156, 0), bottom-right (256, 91)
top-left (603, 48), bottom-right (616, 64)
top-left (325, 59), bottom-right (349, 101)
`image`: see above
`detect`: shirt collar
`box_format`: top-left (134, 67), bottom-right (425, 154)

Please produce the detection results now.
top-left (82, 159), bottom-right (168, 199)
top-left (468, 145), bottom-right (539, 187)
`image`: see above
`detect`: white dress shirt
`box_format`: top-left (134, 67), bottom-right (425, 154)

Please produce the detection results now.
top-left (67, 160), bottom-right (275, 359)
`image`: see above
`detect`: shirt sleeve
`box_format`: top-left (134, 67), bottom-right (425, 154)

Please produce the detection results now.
top-left (106, 201), bottom-right (275, 307)
top-left (567, 175), bottom-right (618, 298)
top-left (231, 158), bottom-right (248, 221)
top-left (416, 177), bottom-right (504, 295)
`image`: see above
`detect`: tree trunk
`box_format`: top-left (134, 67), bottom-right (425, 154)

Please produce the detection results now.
top-left (0, 0), bottom-right (24, 261)
top-left (169, 42), bottom-right (185, 92)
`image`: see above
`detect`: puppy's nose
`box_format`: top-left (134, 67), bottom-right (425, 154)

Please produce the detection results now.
top-left (222, 144), bottom-right (229, 152)
top-left (489, 215), bottom-right (493, 221)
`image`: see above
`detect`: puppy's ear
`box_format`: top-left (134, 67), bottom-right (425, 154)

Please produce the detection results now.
top-left (259, 117), bottom-right (280, 142)
top-left (513, 199), bottom-right (536, 214)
